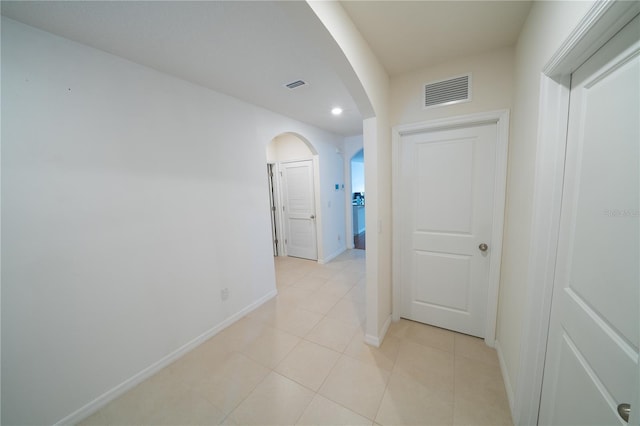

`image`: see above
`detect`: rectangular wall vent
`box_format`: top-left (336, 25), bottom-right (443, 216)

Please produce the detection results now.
top-left (285, 80), bottom-right (306, 89)
top-left (424, 74), bottom-right (471, 108)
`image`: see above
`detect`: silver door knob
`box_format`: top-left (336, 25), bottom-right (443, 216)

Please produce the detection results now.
top-left (479, 243), bottom-right (488, 252)
top-left (618, 403), bottom-right (630, 423)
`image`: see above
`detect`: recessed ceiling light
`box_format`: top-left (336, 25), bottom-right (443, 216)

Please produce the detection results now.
top-left (331, 107), bottom-right (343, 116)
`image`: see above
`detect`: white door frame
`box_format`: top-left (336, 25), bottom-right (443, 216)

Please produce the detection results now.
top-left (392, 109), bottom-right (510, 347)
top-left (513, 1), bottom-right (640, 424)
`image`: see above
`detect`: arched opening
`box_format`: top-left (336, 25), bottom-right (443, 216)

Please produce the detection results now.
top-left (266, 133), bottom-right (320, 261)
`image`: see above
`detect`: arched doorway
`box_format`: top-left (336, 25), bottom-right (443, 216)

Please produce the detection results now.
top-left (266, 133), bottom-right (320, 260)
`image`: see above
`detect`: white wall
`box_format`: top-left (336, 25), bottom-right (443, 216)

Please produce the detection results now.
top-left (309, 1), bottom-right (392, 344)
top-left (390, 47), bottom-right (515, 126)
top-left (496, 0), bottom-right (594, 399)
top-left (267, 133), bottom-right (347, 262)
top-left (266, 133), bottom-right (314, 163)
top-left (1, 17), bottom-right (345, 425)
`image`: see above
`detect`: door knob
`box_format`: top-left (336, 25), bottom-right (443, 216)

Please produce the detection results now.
top-left (479, 243), bottom-right (488, 252)
top-left (310, 214), bottom-right (315, 219)
top-left (618, 403), bottom-right (630, 423)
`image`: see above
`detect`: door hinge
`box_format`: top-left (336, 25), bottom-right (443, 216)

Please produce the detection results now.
top-left (272, 206), bottom-right (276, 211)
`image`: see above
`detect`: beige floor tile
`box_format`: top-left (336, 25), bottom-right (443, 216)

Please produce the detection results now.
top-left (306, 266), bottom-right (341, 280)
top-left (150, 388), bottom-right (227, 425)
top-left (386, 318), bottom-right (413, 339)
top-left (394, 340), bottom-right (454, 393)
top-left (297, 291), bottom-right (342, 314)
top-left (454, 356), bottom-right (508, 404)
top-left (342, 259), bottom-right (366, 274)
top-left (210, 316), bottom-right (269, 353)
top-left (315, 280), bottom-right (354, 300)
top-left (94, 368), bottom-right (190, 424)
top-left (290, 275), bottom-right (330, 292)
top-left (277, 268), bottom-right (311, 286)
top-left (275, 340), bottom-right (341, 391)
top-left (277, 286), bottom-right (315, 307)
top-left (330, 270), bottom-right (365, 284)
top-left (270, 307), bottom-right (324, 337)
top-left (404, 321), bottom-right (455, 353)
top-left (305, 316), bottom-right (361, 352)
top-left (319, 355), bottom-right (390, 420)
top-left (229, 372), bottom-right (315, 425)
top-left (453, 357), bottom-right (512, 424)
top-left (323, 258), bottom-right (349, 270)
top-left (169, 343), bottom-right (233, 386)
top-left (344, 330), bottom-right (400, 372)
top-left (375, 372), bottom-right (453, 426)
top-left (326, 298), bottom-right (366, 327)
top-left (453, 393), bottom-right (513, 426)
top-left (192, 352), bottom-right (270, 415)
top-left (344, 283), bottom-right (366, 302)
top-left (454, 333), bottom-right (500, 367)
top-left (249, 298), bottom-right (323, 337)
top-left (297, 394), bottom-right (373, 426)
top-left (246, 298), bottom-right (285, 324)
top-left (221, 414), bottom-right (238, 425)
top-left (240, 326), bottom-right (300, 368)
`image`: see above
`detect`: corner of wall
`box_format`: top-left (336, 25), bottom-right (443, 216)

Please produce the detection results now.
top-left (494, 339), bottom-right (516, 422)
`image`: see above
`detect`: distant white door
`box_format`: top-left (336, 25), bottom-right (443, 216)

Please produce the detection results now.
top-left (281, 160), bottom-right (317, 260)
top-left (399, 122), bottom-right (497, 337)
top-left (539, 15), bottom-right (639, 426)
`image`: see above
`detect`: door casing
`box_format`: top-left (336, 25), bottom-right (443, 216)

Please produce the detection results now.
top-left (513, 1), bottom-right (640, 424)
top-left (391, 109), bottom-right (510, 348)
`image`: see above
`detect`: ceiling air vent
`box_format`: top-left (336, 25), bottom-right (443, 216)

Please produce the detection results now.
top-left (285, 80), bottom-right (306, 89)
top-left (424, 74), bottom-right (471, 108)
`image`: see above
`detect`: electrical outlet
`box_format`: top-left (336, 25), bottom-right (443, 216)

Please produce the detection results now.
top-left (221, 288), bottom-right (229, 301)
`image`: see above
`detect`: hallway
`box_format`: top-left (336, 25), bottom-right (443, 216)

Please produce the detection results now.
top-left (81, 250), bottom-right (511, 425)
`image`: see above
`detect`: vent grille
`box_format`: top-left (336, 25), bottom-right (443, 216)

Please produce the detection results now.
top-left (285, 80), bottom-right (306, 89)
top-left (424, 74), bottom-right (471, 108)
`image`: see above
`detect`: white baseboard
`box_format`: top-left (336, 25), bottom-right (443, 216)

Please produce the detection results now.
top-left (495, 339), bottom-right (516, 422)
top-left (56, 289), bottom-right (278, 426)
top-left (318, 246), bottom-right (346, 264)
top-left (364, 314), bottom-right (391, 348)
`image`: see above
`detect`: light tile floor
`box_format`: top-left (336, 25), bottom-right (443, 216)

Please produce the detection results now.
top-left (80, 250), bottom-right (512, 425)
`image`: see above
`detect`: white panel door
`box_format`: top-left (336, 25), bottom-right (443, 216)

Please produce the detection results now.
top-left (281, 160), bottom-right (317, 260)
top-left (539, 14), bottom-right (639, 426)
top-left (399, 123), bottom-right (497, 337)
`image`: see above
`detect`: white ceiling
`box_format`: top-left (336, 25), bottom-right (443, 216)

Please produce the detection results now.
top-left (1, 1), bottom-right (365, 136)
top-left (1, 1), bottom-right (533, 137)
top-left (341, 0), bottom-right (532, 77)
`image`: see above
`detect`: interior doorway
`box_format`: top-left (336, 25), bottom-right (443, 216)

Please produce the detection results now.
top-left (267, 163), bottom-right (279, 256)
top-left (392, 110), bottom-right (509, 345)
top-left (266, 133), bottom-right (319, 261)
top-left (350, 149), bottom-right (365, 250)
